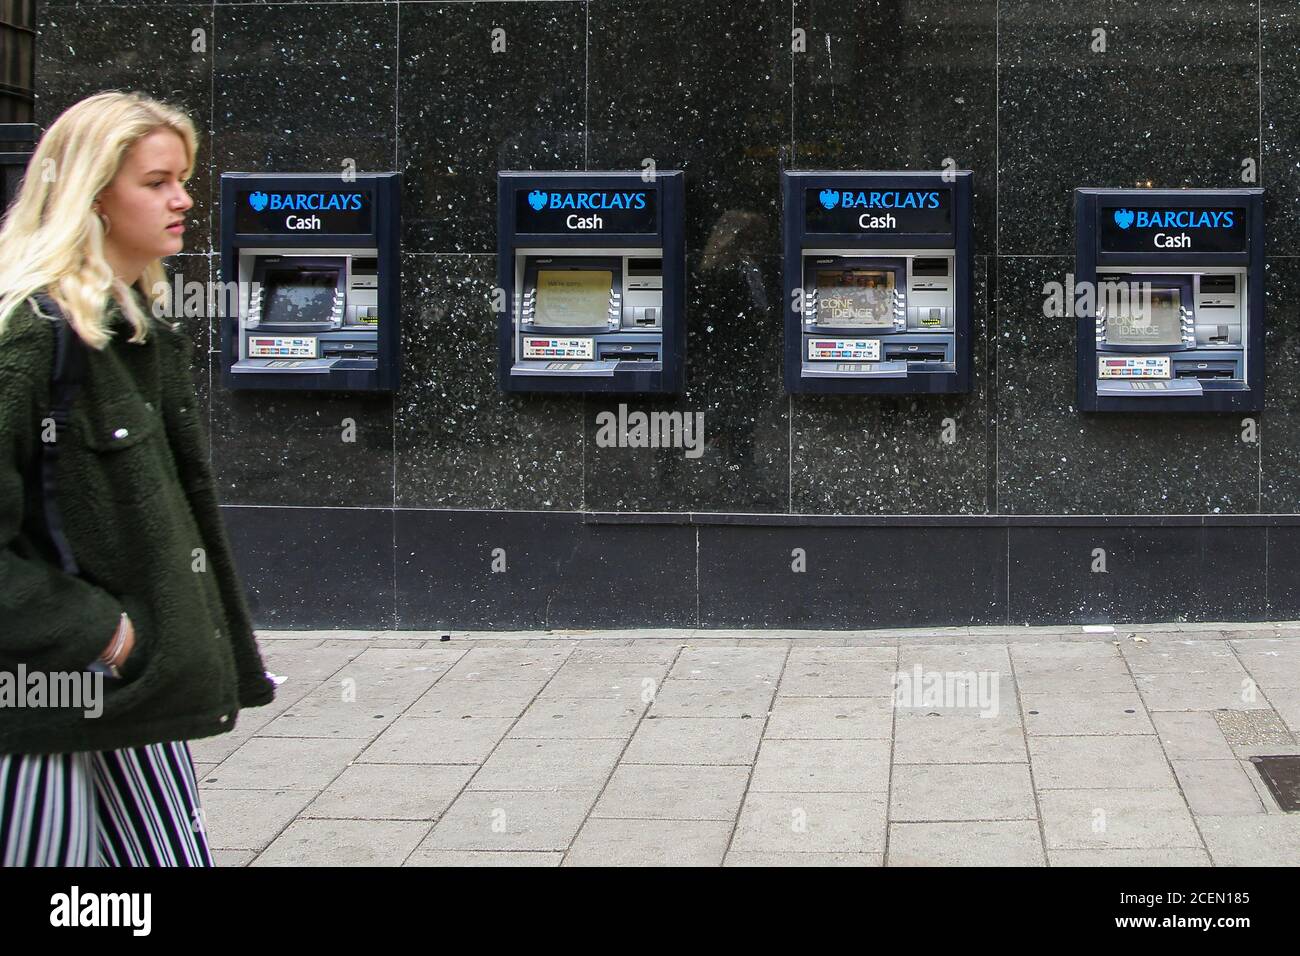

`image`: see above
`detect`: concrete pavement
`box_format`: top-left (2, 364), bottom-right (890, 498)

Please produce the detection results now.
top-left (192, 623), bottom-right (1300, 866)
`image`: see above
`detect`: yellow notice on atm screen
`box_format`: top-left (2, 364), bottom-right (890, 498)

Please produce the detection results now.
top-left (535, 269), bottom-right (613, 328)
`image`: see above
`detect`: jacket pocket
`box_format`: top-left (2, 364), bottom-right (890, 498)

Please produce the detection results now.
top-left (70, 394), bottom-right (168, 502)
top-left (75, 394), bottom-right (161, 452)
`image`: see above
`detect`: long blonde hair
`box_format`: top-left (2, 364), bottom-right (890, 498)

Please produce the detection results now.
top-left (0, 91), bottom-right (198, 349)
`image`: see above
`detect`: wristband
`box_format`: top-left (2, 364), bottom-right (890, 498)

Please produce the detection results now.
top-left (100, 612), bottom-right (128, 665)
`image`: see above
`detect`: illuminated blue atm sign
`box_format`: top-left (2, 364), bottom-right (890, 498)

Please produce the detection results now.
top-left (1100, 205), bottom-right (1246, 253)
top-left (235, 189), bottom-right (373, 234)
top-left (804, 187), bottom-right (952, 234)
top-left (515, 188), bottom-right (658, 233)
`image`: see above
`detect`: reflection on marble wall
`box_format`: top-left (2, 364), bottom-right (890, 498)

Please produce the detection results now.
top-left (33, 0), bottom-right (1297, 518)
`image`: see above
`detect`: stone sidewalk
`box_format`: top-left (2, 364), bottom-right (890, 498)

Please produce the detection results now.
top-left (192, 623), bottom-right (1300, 866)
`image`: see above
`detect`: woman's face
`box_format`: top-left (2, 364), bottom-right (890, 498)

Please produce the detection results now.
top-left (95, 128), bottom-right (193, 272)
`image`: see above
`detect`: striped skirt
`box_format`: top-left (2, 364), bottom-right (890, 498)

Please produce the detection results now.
top-left (0, 740), bottom-right (213, 867)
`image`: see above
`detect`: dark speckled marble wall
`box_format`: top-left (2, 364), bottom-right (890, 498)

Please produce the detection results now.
top-left (31, 1), bottom-right (1300, 627)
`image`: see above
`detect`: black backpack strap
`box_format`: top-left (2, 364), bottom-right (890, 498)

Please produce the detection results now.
top-left (30, 294), bottom-right (88, 576)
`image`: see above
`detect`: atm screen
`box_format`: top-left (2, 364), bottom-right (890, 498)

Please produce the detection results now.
top-left (262, 269), bottom-right (338, 325)
top-left (817, 269), bottom-right (894, 326)
top-left (534, 270), bottom-right (612, 328)
top-left (1104, 287), bottom-right (1182, 347)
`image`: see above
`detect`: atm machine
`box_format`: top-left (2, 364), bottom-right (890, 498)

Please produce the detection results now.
top-left (498, 170), bottom-right (685, 393)
top-left (1075, 188), bottom-right (1264, 412)
top-left (783, 170), bottom-right (974, 394)
top-left (220, 172), bottom-right (400, 391)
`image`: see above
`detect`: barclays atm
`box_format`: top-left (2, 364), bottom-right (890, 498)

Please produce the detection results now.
top-left (498, 170), bottom-right (685, 393)
top-left (1076, 188), bottom-right (1264, 412)
top-left (220, 172), bottom-right (400, 391)
top-left (783, 170), bottom-right (973, 394)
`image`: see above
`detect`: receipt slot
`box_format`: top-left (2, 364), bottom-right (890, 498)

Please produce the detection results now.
top-left (783, 171), bottom-right (973, 394)
top-left (498, 170), bottom-right (685, 393)
top-left (1075, 188), bottom-right (1264, 413)
top-left (220, 172), bottom-right (400, 391)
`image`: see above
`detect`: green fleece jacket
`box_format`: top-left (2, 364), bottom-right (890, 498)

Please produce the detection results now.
top-left (0, 292), bottom-right (275, 755)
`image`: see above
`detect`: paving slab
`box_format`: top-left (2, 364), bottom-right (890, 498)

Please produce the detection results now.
top-left (1151, 711), bottom-right (1235, 760)
top-left (896, 645), bottom-right (1011, 672)
top-left (591, 764), bottom-right (749, 821)
top-left (779, 661), bottom-right (900, 699)
top-left (1169, 759), bottom-right (1265, 815)
top-left (302, 763), bottom-right (476, 820)
top-left (1134, 672), bottom-right (1269, 712)
top-left (763, 697), bottom-right (894, 740)
top-left (259, 645), bottom-right (367, 684)
top-left (565, 645), bottom-right (683, 664)
top-left (422, 791), bottom-right (595, 852)
top-left (406, 679), bottom-right (544, 719)
top-left (1029, 735), bottom-right (1178, 790)
top-left (358, 716), bottom-right (514, 765)
top-left (893, 713), bottom-right (1027, 764)
top-left (731, 792), bottom-right (888, 854)
top-left (204, 736), bottom-right (367, 791)
top-left (1037, 789), bottom-right (1201, 850)
top-left (564, 818), bottom-right (733, 866)
top-left (468, 738), bottom-right (625, 792)
top-left (887, 821), bottom-right (1045, 866)
top-left (1197, 815), bottom-right (1300, 866)
top-left (751, 739), bottom-right (891, 793)
top-left (508, 696), bottom-right (646, 739)
top-left (540, 661), bottom-right (671, 700)
top-left (213, 850), bottom-right (257, 867)
top-left (198, 788), bottom-right (316, 851)
top-left (1120, 642), bottom-right (1244, 674)
top-left (252, 819), bottom-right (429, 867)
top-left (648, 678), bottom-right (777, 718)
top-left (442, 646), bottom-right (574, 681)
top-left (890, 764), bottom-right (1036, 822)
top-left (255, 692), bottom-right (404, 740)
top-left (669, 647), bottom-right (786, 682)
top-left (622, 716), bottom-right (764, 765)
top-left (1021, 692), bottom-right (1154, 736)
top-left (1013, 667), bottom-right (1140, 695)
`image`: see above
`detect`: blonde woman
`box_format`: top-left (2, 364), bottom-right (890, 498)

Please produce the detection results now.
top-left (0, 91), bottom-right (276, 866)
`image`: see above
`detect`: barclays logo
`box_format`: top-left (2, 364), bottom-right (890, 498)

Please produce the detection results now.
top-left (248, 191), bottom-right (363, 213)
top-left (1138, 209), bottom-right (1234, 229)
top-left (526, 190), bottom-right (648, 212)
top-left (816, 189), bottom-right (942, 211)
top-left (1113, 207), bottom-right (1234, 230)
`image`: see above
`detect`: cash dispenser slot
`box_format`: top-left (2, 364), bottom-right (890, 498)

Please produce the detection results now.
top-left (1173, 359), bottom-right (1239, 380)
top-left (598, 343), bottom-right (661, 364)
top-left (884, 343), bottom-right (949, 364)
